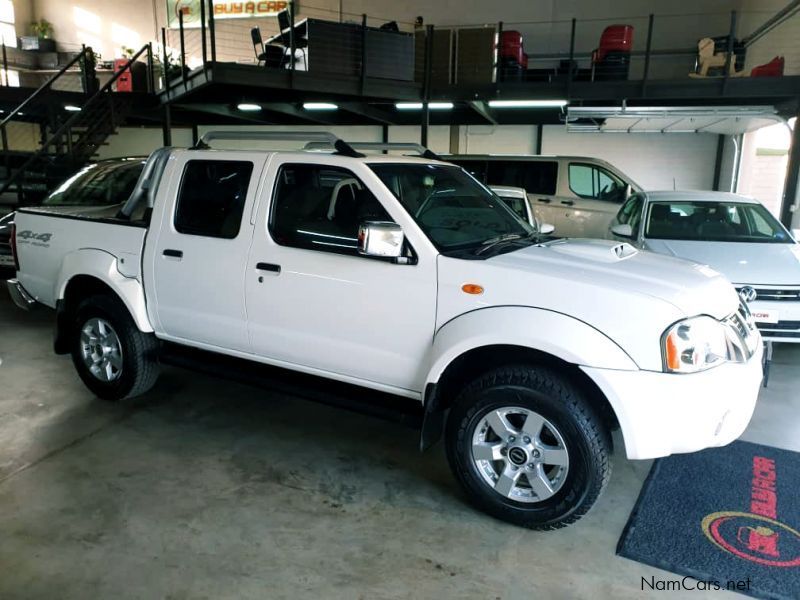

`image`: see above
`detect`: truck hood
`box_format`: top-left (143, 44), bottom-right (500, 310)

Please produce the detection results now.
top-left (493, 239), bottom-right (738, 319)
top-left (436, 238), bottom-right (741, 371)
top-left (643, 238), bottom-right (800, 286)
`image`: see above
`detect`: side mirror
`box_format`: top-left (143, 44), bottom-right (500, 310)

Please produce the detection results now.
top-left (538, 222), bottom-right (555, 235)
top-left (611, 223), bottom-right (634, 238)
top-left (358, 221), bottom-right (404, 259)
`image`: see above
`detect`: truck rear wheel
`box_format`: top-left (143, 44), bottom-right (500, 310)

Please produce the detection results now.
top-left (445, 365), bottom-right (611, 530)
top-left (71, 294), bottom-right (160, 401)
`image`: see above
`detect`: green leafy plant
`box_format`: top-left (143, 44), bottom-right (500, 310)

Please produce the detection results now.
top-left (30, 19), bottom-right (53, 39)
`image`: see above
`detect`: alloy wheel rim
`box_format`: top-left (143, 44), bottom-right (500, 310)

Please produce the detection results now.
top-left (80, 318), bottom-right (123, 382)
top-left (471, 406), bottom-right (569, 503)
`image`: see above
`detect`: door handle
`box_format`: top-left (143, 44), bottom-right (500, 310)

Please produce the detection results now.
top-left (561, 200), bottom-right (575, 206)
top-left (163, 249), bottom-right (183, 258)
top-left (256, 262), bottom-right (281, 274)
top-left (537, 198), bottom-right (551, 204)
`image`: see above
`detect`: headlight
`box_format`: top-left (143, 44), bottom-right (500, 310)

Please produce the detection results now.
top-left (662, 316), bottom-right (729, 373)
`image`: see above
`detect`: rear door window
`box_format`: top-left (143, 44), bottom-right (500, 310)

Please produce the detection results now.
top-left (486, 160), bottom-right (557, 195)
top-left (174, 160), bottom-right (254, 239)
top-left (451, 159), bottom-right (487, 183)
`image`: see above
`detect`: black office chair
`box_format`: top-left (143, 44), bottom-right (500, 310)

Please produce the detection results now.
top-left (276, 9), bottom-right (308, 70)
top-left (250, 26), bottom-right (285, 68)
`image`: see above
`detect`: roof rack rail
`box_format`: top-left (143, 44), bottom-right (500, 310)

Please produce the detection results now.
top-left (303, 141), bottom-right (442, 161)
top-left (194, 130), bottom-right (364, 158)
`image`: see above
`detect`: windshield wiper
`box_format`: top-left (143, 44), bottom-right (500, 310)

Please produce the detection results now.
top-left (474, 233), bottom-right (532, 256)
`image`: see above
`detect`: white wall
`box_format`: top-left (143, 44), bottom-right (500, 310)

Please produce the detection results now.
top-left (96, 126), bottom-right (193, 159)
top-left (31, 0), bottom-right (162, 57)
top-left (104, 123), bottom-right (723, 194)
top-left (541, 127), bottom-right (720, 190)
top-left (460, 125), bottom-right (538, 155)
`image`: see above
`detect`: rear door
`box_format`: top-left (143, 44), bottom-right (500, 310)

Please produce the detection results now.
top-left (146, 152), bottom-right (267, 352)
top-left (559, 162), bottom-right (628, 238)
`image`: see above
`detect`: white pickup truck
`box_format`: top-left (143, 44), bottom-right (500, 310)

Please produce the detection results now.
top-left (7, 132), bottom-right (764, 530)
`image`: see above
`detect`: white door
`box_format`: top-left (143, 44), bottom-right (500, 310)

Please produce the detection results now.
top-left (558, 162), bottom-right (628, 238)
top-left (148, 153), bottom-right (266, 351)
top-left (245, 158), bottom-right (437, 393)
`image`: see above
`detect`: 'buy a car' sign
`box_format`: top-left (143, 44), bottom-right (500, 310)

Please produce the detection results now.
top-left (167, 0), bottom-right (292, 28)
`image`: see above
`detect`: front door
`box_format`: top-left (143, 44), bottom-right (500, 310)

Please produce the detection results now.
top-left (245, 158), bottom-right (437, 394)
top-left (148, 153), bottom-right (266, 352)
top-left (559, 162), bottom-right (628, 237)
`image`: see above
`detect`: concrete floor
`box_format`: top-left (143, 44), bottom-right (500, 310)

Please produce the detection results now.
top-left (0, 284), bottom-right (798, 600)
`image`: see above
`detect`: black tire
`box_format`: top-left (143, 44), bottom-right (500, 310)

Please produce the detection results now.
top-left (70, 294), bottom-right (160, 401)
top-left (445, 365), bottom-right (611, 530)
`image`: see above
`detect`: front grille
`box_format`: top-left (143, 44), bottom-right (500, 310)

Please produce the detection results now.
top-left (761, 331), bottom-right (800, 339)
top-left (736, 287), bottom-right (800, 302)
top-left (756, 320), bottom-right (800, 331)
top-left (722, 303), bottom-right (759, 362)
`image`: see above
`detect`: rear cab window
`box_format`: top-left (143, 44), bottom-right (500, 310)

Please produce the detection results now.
top-left (174, 160), bottom-right (254, 239)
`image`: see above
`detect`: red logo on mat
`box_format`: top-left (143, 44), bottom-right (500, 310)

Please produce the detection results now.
top-left (701, 456), bottom-right (800, 567)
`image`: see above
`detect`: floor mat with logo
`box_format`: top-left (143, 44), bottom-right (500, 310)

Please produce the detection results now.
top-left (617, 440), bottom-right (800, 600)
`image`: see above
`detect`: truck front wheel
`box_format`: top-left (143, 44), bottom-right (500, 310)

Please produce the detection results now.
top-left (445, 365), bottom-right (611, 529)
top-left (71, 294), bottom-right (160, 401)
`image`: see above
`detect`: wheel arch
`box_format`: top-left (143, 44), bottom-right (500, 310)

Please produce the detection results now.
top-left (425, 344), bottom-right (618, 445)
top-left (55, 262), bottom-right (152, 354)
top-left (419, 306), bottom-right (633, 451)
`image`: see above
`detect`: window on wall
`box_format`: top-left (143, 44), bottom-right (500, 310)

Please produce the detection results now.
top-left (0, 0), bottom-right (15, 47)
top-left (0, 0), bottom-right (18, 86)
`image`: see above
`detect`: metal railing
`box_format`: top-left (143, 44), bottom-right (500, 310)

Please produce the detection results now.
top-left (160, 4), bottom-right (795, 94)
top-left (0, 43), bottom-right (155, 201)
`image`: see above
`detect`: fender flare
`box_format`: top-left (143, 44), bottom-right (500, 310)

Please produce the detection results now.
top-left (55, 248), bottom-right (153, 333)
top-left (424, 306), bottom-right (638, 390)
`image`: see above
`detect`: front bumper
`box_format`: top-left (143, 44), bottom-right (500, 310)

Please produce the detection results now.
top-left (582, 341), bottom-right (763, 460)
top-left (6, 278), bottom-right (36, 310)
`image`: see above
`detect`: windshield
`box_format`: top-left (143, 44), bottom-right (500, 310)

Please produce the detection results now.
top-left (645, 200), bottom-right (792, 243)
top-left (44, 160), bottom-right (145, 206)
top-left (369, 164), bottom-right (532, 252)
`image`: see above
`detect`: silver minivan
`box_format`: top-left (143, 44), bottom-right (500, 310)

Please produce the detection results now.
top-left (447, 155), bottom-right (641, 238)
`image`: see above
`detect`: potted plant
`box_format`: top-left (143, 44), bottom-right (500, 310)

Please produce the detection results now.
top-left (22, 19), bottom-right (56, 52)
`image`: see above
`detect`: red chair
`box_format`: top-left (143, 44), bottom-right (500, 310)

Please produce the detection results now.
top-left (498, 30), bottom-right (526, 81)
top-left (751, 56), bottom-right (784, 78)
top-left (592, 25), bottom-right (633, 80)
top-left (499, 31), bottom-right (524, 64)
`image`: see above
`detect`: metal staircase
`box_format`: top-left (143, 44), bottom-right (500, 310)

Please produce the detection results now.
top-left (0, 44), bottom-right (154, 205)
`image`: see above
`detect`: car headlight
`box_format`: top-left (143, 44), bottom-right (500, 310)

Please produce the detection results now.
top-left (662, 316), bottom-right (729, 373)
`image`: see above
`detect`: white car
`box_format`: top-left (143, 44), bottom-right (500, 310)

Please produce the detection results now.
top-left (7, 134), bottom-right (762, 530)
top-left (610, 190), bottom-right (800, 343)
top-left (489, 186), bottom-right (555, 235)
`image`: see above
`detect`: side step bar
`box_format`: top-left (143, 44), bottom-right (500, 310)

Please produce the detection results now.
top-left (159, 343), bottom-right (424, 429)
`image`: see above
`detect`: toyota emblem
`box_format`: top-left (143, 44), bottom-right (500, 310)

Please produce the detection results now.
top-left (739, 286), bottom-right (757, 303)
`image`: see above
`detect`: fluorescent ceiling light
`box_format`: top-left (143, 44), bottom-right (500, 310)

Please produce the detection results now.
top-left (64, 104), bottom-right (81, 112)
top-left (237, 103), bottom-right (261, 111)
top-left (303, 102), bottom-right (338, 110)
top-left (395, 102), bottom-right (454, 110)
top-left (488, 99), bottom-right (568, 108)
